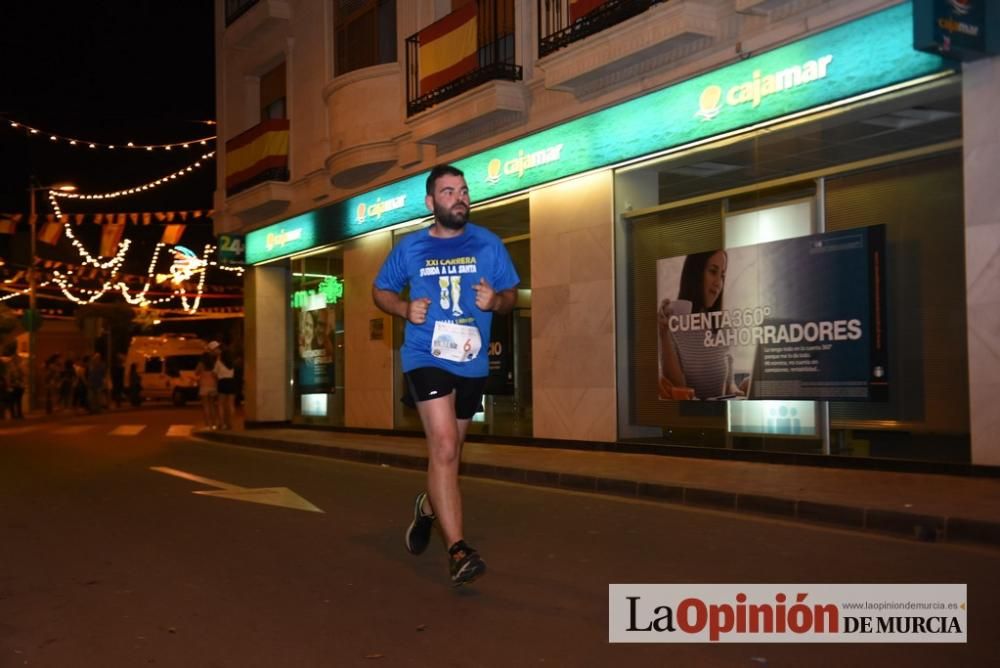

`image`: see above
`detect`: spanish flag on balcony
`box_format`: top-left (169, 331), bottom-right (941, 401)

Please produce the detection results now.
top-left (419, 2), bottom-right (478, 96)
top-left (225, 118), bottom-right (290, 194)
top-left (570, 0), bottom-right (606, 22)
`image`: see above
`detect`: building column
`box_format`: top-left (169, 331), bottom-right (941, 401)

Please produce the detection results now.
top-left (244, 264), bottom-right (292, 423)
top-left (343, 232), bottom-right (395, 428)
top-left (963, 56), bottom-right (1000, 466)
top-left (530, 170), bottom-right (617, 442)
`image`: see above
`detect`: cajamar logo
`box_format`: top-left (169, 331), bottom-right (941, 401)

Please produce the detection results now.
top-left (265, 227), bottom-right (303, 251)
top-left (696, 54), bottom-right (834, 122)
top-left (355, 195), bottom-right (407, 224)
top-left (485, 144), bottom-right (564, 185)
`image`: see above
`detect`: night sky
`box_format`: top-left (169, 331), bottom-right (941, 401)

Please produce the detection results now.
top-left (0, 1), bottom-right (217, 214)
top-left (0, 2), bottom-right (239, 320)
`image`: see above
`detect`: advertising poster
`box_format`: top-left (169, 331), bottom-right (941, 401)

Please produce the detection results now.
top-left (656, 226), bottom-right (887, 402)
top-left (296, 303), bottom-right (336, 394)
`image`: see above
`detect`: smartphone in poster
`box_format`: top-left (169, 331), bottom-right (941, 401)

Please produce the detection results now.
top-left (296, 304), bottom-right (336, 394)
top-left (656, 226), bottom-right (887, 402)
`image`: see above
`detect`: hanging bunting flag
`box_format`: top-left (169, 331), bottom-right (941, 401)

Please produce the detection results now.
top-left (100, 223), bottom-right (126, 257)
top-left (569, 0), bottom-right (606, 22)
top-left (38, 220), bottom-right (64, 245)
top-left (161, 224), bottom-right (186, 245)
top-left (418, 2), bottom-right (478, 96)
top-left (0, 210), bottom-right (214, 225)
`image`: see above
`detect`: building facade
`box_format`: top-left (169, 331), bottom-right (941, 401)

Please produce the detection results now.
top-left (215, 0), bottom-right (1000, 466)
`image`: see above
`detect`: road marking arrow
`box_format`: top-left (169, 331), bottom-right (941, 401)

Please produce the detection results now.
top-left (111, 425), bottom-right (146, 436)
top-left (149, 466), bottom-right (324, 513)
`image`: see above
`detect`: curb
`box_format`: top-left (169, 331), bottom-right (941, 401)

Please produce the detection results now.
top-left (198, 431), bottom-right (1000, 551)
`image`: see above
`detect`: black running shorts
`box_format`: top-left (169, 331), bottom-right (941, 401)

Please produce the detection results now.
top-left (403, 367), bottom-right (487, 419)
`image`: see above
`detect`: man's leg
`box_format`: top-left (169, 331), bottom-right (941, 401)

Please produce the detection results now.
top-left (415, 393), bottom-right (466, 547)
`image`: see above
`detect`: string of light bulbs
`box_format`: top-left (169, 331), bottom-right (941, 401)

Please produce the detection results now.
top-left (116, 242), bottom-right (167, 307)
top-left (5, 117), bottom-right (215, 151)
top-left (180, 244), bottom-right (215, 313)
top-left (62, 222), bottom-right (132, 268)
top-left (0, 281), bottom-right (51, 302)
top-left (49, 151), bottom-right (216, 202)
top-left (49, 271), bottom-right (113, 304)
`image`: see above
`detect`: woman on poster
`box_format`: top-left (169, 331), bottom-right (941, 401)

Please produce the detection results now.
top-left (658, 249), bottom-right (749, 400)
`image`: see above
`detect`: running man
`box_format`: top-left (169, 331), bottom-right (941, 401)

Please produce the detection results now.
top-left (373, 164), bottom-right (519, 585)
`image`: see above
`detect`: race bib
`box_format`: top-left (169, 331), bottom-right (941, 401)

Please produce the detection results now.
top-left (431, 321), bottom-right (482, 363)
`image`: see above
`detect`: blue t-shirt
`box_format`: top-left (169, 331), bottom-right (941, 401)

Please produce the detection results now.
top-left (374, 222), bottom-right (520, 377)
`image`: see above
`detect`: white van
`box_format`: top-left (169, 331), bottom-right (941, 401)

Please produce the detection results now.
top-left (125, 334), bottom-right (208, 406)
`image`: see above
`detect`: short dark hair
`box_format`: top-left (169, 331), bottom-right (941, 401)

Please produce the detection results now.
top-left (426, 164), bottom-right (465, 196)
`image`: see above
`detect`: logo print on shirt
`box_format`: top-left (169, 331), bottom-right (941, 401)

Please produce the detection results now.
top-left (438, 276), bottom-right (463, 317)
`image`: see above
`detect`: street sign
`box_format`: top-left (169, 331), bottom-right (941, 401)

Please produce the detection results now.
top-left (217, 233), bottom-right (246, 264)
top-left (913, 0), bottom-right (999, 61)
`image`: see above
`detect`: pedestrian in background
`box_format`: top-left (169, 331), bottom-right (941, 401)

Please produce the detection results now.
top-left (127, 362), bottom-right (142, 407)
top-left (110, 352), bottom-right (125, 409)
top-left (0, 357), bottom-right (10, 420)
top-left (214, 344), bottom-right (236, 430)
top-left (6, 354), bottom-right (26, 419)
top-left (60, 358), bottom-right (76, 410)
top-left (44, 354), bottom-right (63, 414)
top-left (197, 342), bottom-right (220, 429)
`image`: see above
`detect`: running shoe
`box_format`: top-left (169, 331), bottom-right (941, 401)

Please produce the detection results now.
top-left (448, 540), bottom-right (486, 586)
top-left (404, 491), bottom-right (435, 555)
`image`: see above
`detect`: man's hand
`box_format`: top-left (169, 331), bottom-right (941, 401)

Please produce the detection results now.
top-left (473, 277), bottom-right (497, 311)
top-left (407, 297), bottom-right (431, 324)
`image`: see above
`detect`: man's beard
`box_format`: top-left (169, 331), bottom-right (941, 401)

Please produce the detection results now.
top-left (434, 201), bottom-right (468, 230)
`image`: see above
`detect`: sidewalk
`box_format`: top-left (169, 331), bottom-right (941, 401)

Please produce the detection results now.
top-left (198, 427), bottom-right (1000, 551)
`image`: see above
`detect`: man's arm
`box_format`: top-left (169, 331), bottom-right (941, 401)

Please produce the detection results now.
top-left (372, 286), bottom-right (430, 324)
top-left (372, 286), bottom-right (408, 319)
top-left (473, 278), bottom-right (517, 315)
top-left (491, 288), bottom-right (517, 315)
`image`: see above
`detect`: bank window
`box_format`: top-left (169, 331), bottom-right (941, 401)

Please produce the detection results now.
top-left (334, 0), bottom-right (397, 76)
top-left (291, 252), bottom-right (346, 425)
top-left (260, 61), bottom-right (286, 120)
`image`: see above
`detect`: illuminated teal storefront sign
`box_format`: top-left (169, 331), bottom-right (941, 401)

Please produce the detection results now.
top-left (247, 2), bottom-right (947, 264)
top-left (246, 211), bottom-right (319, 263)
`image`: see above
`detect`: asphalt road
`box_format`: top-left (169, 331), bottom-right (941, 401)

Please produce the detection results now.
top-left (1, 407), bottom-right (996, 667)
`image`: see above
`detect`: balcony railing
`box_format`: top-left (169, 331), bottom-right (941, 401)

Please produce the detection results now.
top-left (538, 0), bottom-right (667, 58)
top-left (405, 0), bottom-right (521, 117)
top-left (225, 118), bottom-right (290, 197)
top-left (225, 0), bottom-right (260, 26)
